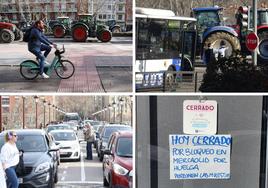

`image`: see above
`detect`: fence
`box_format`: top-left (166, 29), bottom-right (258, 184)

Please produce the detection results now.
top-left (135, 70), bottom-right (204, 92)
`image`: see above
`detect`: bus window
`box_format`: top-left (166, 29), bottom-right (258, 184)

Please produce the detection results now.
top-left (183, 31), bottom-right (196, 62)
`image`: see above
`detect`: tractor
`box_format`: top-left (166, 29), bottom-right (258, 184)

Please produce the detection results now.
top-left (234, 7), bottom-right (268, 64)
top-left (0, 22), bottom-right (23, 43)
top-left (71, 14), bottom-right (112, 42)
top-left (49, 17), bottom-right (72, 38)
top-left (191, 7), bottom-right (241, 61)
top-left (106, 19), bottom-right (121, 33)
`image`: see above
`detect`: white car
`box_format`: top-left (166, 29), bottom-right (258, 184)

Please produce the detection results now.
top-left (50, 130), bottom-right (81, 161)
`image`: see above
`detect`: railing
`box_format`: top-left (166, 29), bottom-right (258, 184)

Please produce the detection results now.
top-left (136, 71), bottom-right (204, 92)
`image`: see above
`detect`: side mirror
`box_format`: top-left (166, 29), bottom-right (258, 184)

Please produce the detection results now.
top-left (103, 149), bottom-right (112, 155)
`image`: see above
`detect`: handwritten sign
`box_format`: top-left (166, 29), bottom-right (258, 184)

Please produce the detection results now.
top-left (183, 100), bottom-right (217, 134)
top-left (169, 134), bottom-right (231, 179)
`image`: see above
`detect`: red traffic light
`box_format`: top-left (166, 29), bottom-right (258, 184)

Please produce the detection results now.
top-left (238, 6), bottom-right (248, 13)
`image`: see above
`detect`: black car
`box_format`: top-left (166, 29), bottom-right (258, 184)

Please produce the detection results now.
top-left (97, 124), bottom-right (132, 161)
top-left (0, 129), bottom-right (59, 188)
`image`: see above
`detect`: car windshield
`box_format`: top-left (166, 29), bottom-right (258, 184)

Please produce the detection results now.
top-left (116, 137), bottom-right (132, 157)
top-left (0, 135), bottom-right (47, 152)
top-left (47, 125), bottom-right (71, 132)
top-left (51, 132), bottom-right (76, 141)
top-left (103, 126), bottom-right (131, 138)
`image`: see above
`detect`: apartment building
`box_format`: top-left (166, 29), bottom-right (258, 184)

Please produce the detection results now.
top-left (0, 0), bottom-right (132, 31)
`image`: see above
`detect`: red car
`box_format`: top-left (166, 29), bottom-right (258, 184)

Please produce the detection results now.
top-left (103, 131), bottom-right (133, 188)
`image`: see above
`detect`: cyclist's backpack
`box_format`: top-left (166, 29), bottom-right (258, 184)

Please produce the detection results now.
top-left (23, 27), bottom-right (33, 42)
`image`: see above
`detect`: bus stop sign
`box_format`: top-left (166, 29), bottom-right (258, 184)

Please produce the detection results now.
top-left (246, 32), bottom-right (259, 51)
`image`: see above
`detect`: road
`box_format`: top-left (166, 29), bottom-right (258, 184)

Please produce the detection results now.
top-left (0, 36), bottom-right (132, 92)
top-left (56, 130), bottom-right (106, 188)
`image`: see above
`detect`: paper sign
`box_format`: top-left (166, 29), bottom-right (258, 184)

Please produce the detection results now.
top-left (183, 100), bottom-right (217, 134)
top-left (169, 134), bottom-right (231, 179)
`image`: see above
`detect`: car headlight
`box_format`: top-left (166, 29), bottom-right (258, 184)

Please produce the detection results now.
top-left (35, 162), bottom-right (50, 173)
top-left (113, 163), bottom-right (128, 176)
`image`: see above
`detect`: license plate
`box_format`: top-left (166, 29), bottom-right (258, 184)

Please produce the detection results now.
top-left (18, 178), bottom-right (23, 183)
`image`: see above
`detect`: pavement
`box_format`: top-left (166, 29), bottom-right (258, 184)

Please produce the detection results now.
top-left (0, 36), bottom-right (132, 92)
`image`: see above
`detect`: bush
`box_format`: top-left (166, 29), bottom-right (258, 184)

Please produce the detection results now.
top-left (199, 52), bottom-right (268, 92)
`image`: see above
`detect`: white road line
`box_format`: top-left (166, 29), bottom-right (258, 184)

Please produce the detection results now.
top-left (80, 150), bottom-right (86, 182)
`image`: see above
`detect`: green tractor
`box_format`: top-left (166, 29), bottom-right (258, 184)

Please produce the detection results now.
top-left (50, 17), bottom-right (72, 38)
top-left (71, 14), bottom-right (112, 42)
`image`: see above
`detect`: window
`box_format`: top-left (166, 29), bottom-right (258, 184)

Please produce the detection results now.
top-left (118, 14), bottom-right (123, 20)
top-left (108, 5), bottom-right (112, 10)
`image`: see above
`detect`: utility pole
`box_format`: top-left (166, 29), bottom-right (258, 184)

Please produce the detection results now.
top-left (253, 0), bottom-right (258, 66)
top-left (0, 96), bottom-right (2, 132)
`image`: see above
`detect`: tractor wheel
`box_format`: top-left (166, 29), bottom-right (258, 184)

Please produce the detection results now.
top-left (97, 29), bottom-right (112, 42)
top-left (72, 25), bottom-right (88, 42)
top-left (203, 32), bottom-right (241, 58)
top-left (14, 28), bottom-right (23, 41)
top-left (112, 26), bottom-right (121, 33)
top-left (53, 26), bottom-right (65, 38)
top-left (257, 30), bottom-right (268, 65)
top-left (0, 29), bottom-right (15, 43)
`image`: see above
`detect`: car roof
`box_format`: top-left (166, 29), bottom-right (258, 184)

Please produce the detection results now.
top-left (112, 131), bottom-right (133, 137)
top-left (0, 129), bottom-right (46, 136)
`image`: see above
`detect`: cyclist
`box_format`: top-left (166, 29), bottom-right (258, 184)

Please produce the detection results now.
top-left (28, 20), bottom-right (57, 78)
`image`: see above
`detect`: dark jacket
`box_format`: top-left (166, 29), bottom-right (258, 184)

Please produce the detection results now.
top-left (28, 27), bottom-right (53, 50)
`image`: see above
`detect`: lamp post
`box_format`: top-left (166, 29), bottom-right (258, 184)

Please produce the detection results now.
top-left (119, 98), bottom-right (124, 123)
top-left (22, 96), bottom-right (25, 129)
top-left (34, 96), bottom-right (38, 128)
top-left (112, 101), bottom-right (116, 123)
top-left (48, 102), bottom-right (51, 123)
top-left (43, 100), bottom-right (46, 128)
top-left (108, 104), bottom-right (112, 123)
top-left (0, 96), bottom-right (2, 132)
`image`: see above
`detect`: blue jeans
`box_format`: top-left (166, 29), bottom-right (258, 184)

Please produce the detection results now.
top-left (29, 44), bottom-right (51, 74)
top-left (5, 166), bottom-right (19, 188)
top-left (86, 141), bottom-right (93, 160)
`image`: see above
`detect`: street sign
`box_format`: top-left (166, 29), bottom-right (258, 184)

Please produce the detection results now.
top-left (183, 100), bottom-right (217, 135)
top-left (246, 32), bottom-right (259, 51)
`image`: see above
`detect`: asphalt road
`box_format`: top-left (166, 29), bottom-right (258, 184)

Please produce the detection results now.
top-left (0, 36), bottom-right (132, 92)
top-left (56, 130), bottom-right (106, 188)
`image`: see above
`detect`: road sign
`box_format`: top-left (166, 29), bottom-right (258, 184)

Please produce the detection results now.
top-left (183, 100), bottom-right (217, 135)
top-left (246, 32), bottom-right (259, 51)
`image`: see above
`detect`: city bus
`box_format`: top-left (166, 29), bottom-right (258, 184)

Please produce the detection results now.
top-left (135, 7), bottom-right (197, 90)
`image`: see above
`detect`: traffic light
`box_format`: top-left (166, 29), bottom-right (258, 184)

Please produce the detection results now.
top-left (236, 6), bottom-right (250, 37)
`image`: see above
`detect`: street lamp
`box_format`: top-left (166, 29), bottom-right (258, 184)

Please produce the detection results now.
top-left (112, 101), bottom-right (116, 123)
top-left (119, 98), bottom-right (124, 123)
top-left (108, 104), bottom-right (112, 123)
top-left (34, 96), bottom-right (39, 129)
top-left (43, 100), bottom-right (46, 128)
top-left (48, 102), bottom-right (51, 123)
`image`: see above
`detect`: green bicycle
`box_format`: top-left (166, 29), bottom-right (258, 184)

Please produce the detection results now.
top-left (20, 45), bottom-right (75, 80)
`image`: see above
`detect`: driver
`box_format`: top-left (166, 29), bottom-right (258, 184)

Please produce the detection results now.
top-left (28, 20), bottom-right (57, 79)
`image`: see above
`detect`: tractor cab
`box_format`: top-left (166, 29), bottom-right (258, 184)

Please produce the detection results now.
top-left (78, 14), bottom-right (94, 23)
top-left (57, 16), bottom-right (71, 26)
top-left (192, 7), bottom-right (223, 33)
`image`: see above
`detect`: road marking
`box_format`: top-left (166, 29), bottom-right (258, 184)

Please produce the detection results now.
top-left (80, 150), bottom-right (86, 182)
top-left (57, 181), bottom-right (103, 184)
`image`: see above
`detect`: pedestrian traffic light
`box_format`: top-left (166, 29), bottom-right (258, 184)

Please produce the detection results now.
top-left (237, 6), bottom-right (250, 38)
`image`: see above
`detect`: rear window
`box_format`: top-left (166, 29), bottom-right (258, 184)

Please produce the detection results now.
top-left (116, 137), bottom-right (132, 157)
top-left (51, 132), bottom-right (76, 141)
top-left (103, 126), bottom-right (131, 138)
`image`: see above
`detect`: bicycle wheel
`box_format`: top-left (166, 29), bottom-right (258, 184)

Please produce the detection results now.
top-left (54, 60), bottom-right (75, 79)
top-left (20, 60), bottom-right (39, 80)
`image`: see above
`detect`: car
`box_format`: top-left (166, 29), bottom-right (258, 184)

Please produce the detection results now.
top-left (49, 130), bottom-right (81, 161)
top-left (46, 124), bottom-right (73, 133)
top-left (103, 131), bottom-right (133, 188)
top-left (97, 124), bottom-right (132, 161)
top-left (0, 129), bottom-right (59, 188)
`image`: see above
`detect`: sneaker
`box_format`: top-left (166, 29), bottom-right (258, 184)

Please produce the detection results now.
top-left (41, 73), bottom-right (49, 79)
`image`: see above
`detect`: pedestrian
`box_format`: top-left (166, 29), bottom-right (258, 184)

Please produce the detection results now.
top-left (84, 124), bottom-right (94, 160)
top-left (28, 20), bottom-right (57, 79)
top-left (204, 43), bottom-right (214, 64)
top-left (217, 40), bottom-right (228, 59)
top-left (0, 162), bottom-right (7, 188)
top-left (0, 131), bottom-right (19, 188)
